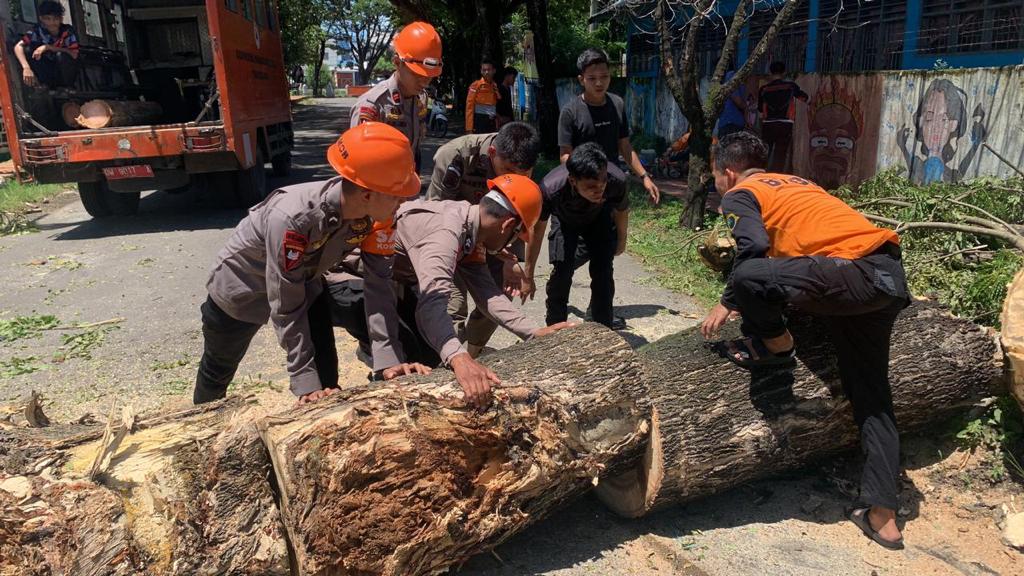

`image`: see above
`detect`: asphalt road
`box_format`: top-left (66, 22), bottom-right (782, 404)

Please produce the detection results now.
top-left (0, 98), bottom-right (1007, 576)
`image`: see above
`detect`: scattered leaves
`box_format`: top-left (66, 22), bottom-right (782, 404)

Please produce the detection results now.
top-left (0, 356), bottom-right (44, 377)
top-left (0, 315), bottom-right (59, 342)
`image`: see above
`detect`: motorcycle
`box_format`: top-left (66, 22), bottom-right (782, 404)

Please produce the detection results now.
top-left (428, 100), bottom-right (449, 137)
top-left (655, 149), bottom-right (689, 179)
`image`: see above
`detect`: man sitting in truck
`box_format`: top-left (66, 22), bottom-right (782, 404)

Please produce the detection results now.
top-left (14, 1), bottom-right (81, 90)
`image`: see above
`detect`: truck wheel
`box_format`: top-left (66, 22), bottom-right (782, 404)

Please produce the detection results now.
top-left (271, 151), bottom-right (292, 177)
top-left (77, 182), bottom-right (112, 218)
top-left (107, 191), bottom-right (141, 216)
top-left (236, 150), bottom-right (269, 207)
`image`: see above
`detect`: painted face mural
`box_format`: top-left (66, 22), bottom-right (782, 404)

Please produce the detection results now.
top-left (899, 79), bottom-right (987, 185)
top-left (808, 83), bottom-right (862, 190)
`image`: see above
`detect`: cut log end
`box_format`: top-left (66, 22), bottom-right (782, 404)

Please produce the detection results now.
top-left (594, 408), bottom-right (664, 518)
top-left (1001, 268), bottom-right (1024, 412)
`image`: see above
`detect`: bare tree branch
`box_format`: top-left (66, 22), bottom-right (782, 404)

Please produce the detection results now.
top-left (710, 0), bottom-right (751, 86)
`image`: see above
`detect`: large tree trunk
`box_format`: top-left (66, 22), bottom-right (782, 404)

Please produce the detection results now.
top-left (595, 301), bottom-right (1004, 517)
top-left (0, 305), bottom-right (1003, 574)
top-left (73, 100), bottom-right (163, 129)
top-left (0, 399), bottom-right (290, 575)
top-left (1, 325), bottom-right (649, 576)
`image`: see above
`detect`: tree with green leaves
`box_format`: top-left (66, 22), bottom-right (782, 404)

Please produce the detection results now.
top-left (331, 0), bottom-right (400, 85)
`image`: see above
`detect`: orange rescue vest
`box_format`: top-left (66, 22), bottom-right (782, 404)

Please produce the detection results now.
top-left (728, 173), bottom-right (899, 259)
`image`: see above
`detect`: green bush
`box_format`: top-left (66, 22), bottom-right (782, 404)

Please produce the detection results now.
top-left (836, 171), bottom-right (1024, 327)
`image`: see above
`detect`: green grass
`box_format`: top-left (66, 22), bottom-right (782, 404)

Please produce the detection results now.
top-left (626, 187), bottom-right (725, 308)
top-left (0, 181), bottom-right (68, 214)
top-left (0, 181), bottom-right (69, 236)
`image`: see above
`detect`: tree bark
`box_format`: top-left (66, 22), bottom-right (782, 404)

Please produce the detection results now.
top-left (74, 100), bottom-right (163, 129)
top-left (525, 0), bottom-right (559, 155)
top-left (0, 399), bottom-right (290, 575)
top-left (1, 325), bottom-right (649, 576)
top-left (594, 301), bottom-right (1004, 517)
top-left (0, 306), bottom-right (1004, 574)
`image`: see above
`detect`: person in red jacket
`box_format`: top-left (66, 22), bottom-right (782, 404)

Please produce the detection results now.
top-left (701, 131), bottom-right (910, 551)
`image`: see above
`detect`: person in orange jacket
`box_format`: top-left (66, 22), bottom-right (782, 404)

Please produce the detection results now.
top-left (701, 131), bottom-right (910, 551)
top-left (465, 58), bottom-right (500, 134)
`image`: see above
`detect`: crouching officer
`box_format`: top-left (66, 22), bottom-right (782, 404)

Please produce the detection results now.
top-left (341, 175), bottom-right (573, 408)
top-left (351, 21), bottom-right (442, 169)
top-left (193, 122), bottom-right (421, 405)
top-left (427, 121), bottom-right (541, 355)
top-left (523, 142), bottom-right (629, 329)
top-left (700, 132), bottom-right (910, 550)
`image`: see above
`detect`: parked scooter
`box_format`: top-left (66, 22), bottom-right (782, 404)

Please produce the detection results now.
top-left (428, 99), bottom-right (448, 137)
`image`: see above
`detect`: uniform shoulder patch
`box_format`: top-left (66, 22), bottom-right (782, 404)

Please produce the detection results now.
top-left (725, 213), bottom-right (740, 230)
top-left (282, 230), bottom-right (307, 272)
top-left (358, 105), bottom-right (379, 122)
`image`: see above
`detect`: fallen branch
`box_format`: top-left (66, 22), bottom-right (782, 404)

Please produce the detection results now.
top-left (863, 214), bottom-right (1024, 252)
top-left (50, 318), bottom-right (126, 331)
top-left (918, 244), bottom-right (989, 264)
top-left (948, 198), bottom-right (1018, 236)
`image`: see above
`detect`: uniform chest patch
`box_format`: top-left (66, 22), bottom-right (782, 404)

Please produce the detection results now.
top-left (283, 230), bottom-right (307, 272)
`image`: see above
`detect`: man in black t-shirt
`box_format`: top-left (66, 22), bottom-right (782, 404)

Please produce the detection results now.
top-left (496, 66), bottom-right (517, 128)
top-left (557, 48), bottom-right (659, 205)
top-left (757, 61), bottom-right (808, 172)
top-left (524, 143), bottom-right (629, 329)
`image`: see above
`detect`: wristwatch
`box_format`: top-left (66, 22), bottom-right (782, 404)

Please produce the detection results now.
top-left (638, 172), bottom-right (651, 180)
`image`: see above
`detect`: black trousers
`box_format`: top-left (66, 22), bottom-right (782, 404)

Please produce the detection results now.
top-left (327, 280), bottom-right (441, 368)
top-left (472, 113), bottom-right (496, 134)
top-left (730, 247), bottom-right (908, 510)
top-left (193, 292), bottom-right (339, 404)
top-left (27, 51), bottom-right (81, 88)
top-left (545, 211), bottom-right (617, 327)
top-left (761, 121), bottom-right (794, 173)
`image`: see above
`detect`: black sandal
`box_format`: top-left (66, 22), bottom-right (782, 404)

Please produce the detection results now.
top-left (848, 507), bottom-right (905, 550)
top-left (714, 336), bottom-right (795, 369)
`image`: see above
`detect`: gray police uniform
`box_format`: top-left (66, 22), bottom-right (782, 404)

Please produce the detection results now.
top-left (426, 133), bottom-right (497, 203)
top-left (350, 73), bottom-right (427, 162)
top-left (196, 177), bottom-right (372, 402)
top-left (368, 199), bottom-right (537, 367)
top-left (427, 133), bottom-right (526, 348)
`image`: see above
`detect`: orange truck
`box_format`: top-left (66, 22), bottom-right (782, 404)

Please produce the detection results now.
top-left (0, 0), bottom-right (293, 217)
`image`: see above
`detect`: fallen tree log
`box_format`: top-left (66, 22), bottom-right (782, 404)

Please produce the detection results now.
top-left (1, 325), bottom-right (650, 576)
top-left (74, 99), bottom-right (163, 129)
top-left (0, 302), bottom-right (1004, 575)
top-left (595, 300), bottom-right (1004, 517)
top-left (0, 399), bottom-right (291, 575)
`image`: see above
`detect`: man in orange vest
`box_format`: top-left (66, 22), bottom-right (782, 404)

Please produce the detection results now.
top-left (701, 132), bottom-right (910, 551)
top-left (465, 58), bottom-right (500, 134)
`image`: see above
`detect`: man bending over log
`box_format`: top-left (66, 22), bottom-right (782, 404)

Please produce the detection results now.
top-left (700, 131), bottom-right (911, 550)
top-left (194, 123), bottom-right (424, 406)
top-left (330, 175), bottom-right (573, 409)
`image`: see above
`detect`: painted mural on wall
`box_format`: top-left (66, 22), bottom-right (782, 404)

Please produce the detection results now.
top-left (790, 75), bottom-right (883, 190)
top-left (898, 79), bottom-right (987, 184)
top-left (877, 66), bottom-right (1024, 185)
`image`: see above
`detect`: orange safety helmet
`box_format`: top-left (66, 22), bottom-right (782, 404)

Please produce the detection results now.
top-left (487, 174), bottom-right (542, 243)
top-left (327, 122), bottom-right (420, 197)
top-left (393, 21), bottom-right (443, 78)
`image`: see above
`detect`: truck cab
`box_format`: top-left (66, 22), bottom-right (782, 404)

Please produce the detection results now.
top-left (0, 0), bottom-right (293, 217)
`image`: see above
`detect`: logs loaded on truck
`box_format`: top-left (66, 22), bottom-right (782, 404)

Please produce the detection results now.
top-left (0, 296), bottom-right (1012, 575)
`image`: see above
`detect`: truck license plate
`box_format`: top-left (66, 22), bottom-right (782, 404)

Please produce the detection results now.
top-left (103, 165), bottom-right (154, 180)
